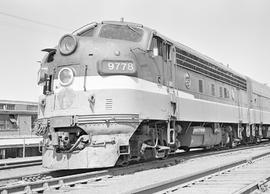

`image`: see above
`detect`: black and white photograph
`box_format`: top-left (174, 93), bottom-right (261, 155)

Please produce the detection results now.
top-left (0, 0), bottom-right (270, 193)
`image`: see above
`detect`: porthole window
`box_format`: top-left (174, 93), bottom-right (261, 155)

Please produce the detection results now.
top-left (211, 84), bottom-right (215, 96)
top-left (185, 72), bottom-right (191, 89)
top-left (219, 87), bottom-right (223, 98)
top-left (223, 88), bottom-right (230, 98)
top-left (199, 80), bottom-right (203, 93)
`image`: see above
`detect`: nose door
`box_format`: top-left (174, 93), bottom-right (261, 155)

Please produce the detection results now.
top-left (163, 42), bottom-right (173, 87)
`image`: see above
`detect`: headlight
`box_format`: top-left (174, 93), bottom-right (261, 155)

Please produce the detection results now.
top-left (58, 67), bottom-right (74, 86)
top-left (58, 34), bottom-right (77, 55)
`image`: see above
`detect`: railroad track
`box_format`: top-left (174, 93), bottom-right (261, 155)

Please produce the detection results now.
top-left (131, 150), bottom-right (270, 194)
top-left (0, 143), bottom-right (269, 194)
top-left (0, 159), bottom-right (42, 171)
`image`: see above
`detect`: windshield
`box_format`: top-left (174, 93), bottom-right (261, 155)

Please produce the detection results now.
top-left (99, 24), bottom-right (143, 42)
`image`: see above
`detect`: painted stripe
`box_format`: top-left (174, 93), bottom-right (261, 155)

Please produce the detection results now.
top-left (53, 75), bottom-right (270, 118)
top-left (54, 75), bottom-right (195, 99)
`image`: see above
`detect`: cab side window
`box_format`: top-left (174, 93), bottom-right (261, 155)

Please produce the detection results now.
top-left (150, 36), bottom-right (163, 57)
top-left (163, 43), bottom-right (171, 61)
top-left (151, 35), bottom-right (172, 61)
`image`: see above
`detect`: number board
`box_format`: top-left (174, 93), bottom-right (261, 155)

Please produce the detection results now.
top-left (98, 60), bottom-right (137, 75)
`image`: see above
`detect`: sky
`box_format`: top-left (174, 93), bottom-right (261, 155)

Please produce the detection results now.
top-left (0, 0), bottom-right (269, 102)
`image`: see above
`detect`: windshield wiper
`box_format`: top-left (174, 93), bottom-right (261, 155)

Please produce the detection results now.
top-left (72, 22), bottom-right (98, 35)
top-left (127, 25), bottom-right (141, 35)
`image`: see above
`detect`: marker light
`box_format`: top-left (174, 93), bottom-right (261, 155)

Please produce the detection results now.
top-left (37, 67), bottom-right (48, 85)
top-left (58, 68), bottom-right (74, 86)
top-left (58, 34), bottom-right (77, 55)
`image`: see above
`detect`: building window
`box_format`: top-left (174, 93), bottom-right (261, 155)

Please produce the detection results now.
top-left (0, 119), bottom-right (6, 130)
top-left (211, 84), bottom-right (215, 96)
top-left (6, 104), bottom-right (15, 110)
top-left (27, 105), bottom-right (37, 111)
top-left (0, 114), bottom-right (18, 130)
top-left (199, 80), bottom-right (203, 93)
top-left (9, 114), bottom-right (18, 125)
top-left (219, 87), bottom-right (223, 98)
top-left (31, 115), bottom-right (37, 129)
top-left (0, 104), bottom-right (5, 110)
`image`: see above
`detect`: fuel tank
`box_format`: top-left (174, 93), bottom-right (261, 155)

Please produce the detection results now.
top-left (179, 126), bottom-right (222, 148)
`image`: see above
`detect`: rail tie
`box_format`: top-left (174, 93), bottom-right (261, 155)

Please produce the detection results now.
top-left (128, 151), bottom-right (270, 194)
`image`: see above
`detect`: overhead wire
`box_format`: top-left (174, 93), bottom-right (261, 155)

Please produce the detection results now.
top-left (0, 11), bottom-right (72, 31)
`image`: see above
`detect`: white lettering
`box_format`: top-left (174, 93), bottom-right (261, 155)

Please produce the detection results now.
top-left (127, 63), bottom-right (134, 71)
top-left (115, 62), bottom-right (120, 70)
top-left (121, 63), bottom-right (127, 70)
top-left (108, 63), bottom-right (114, 70)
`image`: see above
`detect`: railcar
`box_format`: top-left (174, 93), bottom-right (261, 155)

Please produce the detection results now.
top-left (35, 20), bottom-right (270, 169)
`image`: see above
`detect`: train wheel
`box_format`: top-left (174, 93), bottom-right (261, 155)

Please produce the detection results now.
top-left (154, 147), bottom-right (169, 159)
top-left (156, 151), bottom-right (169, 160)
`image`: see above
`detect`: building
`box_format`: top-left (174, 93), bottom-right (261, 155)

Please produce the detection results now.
top-left (0, 100), bottom-right (42, 159)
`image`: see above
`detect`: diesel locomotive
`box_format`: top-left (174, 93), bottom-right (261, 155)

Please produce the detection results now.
top-left (35, 20), bottom-right (270, 169)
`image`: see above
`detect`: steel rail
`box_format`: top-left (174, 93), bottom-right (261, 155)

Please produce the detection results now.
top-left (0, 159), bottom-right (42, 170)
top-left (129, 151), bottom-right (270, 194)
top-left (1, 170), bottom-right (110, 194)
top-left (234, 176), bottom-right (270, 194)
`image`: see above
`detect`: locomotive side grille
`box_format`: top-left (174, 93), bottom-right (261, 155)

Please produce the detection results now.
top-left (175, 47), bottom-right (247, 91)
top-left (105, 99), bottom-right (113, 110)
